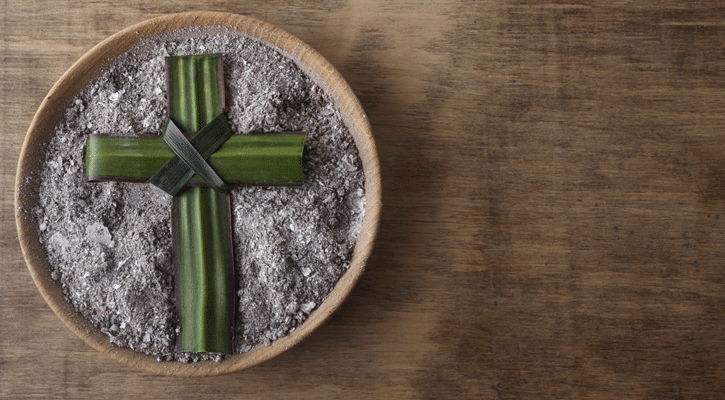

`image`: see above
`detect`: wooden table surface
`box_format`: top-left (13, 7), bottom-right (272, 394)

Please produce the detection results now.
top-left (3, 1), bottom-right (725, 398)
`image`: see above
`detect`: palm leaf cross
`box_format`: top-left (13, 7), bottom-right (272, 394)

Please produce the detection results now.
top-left (85, 54), bottom-right (306, 353)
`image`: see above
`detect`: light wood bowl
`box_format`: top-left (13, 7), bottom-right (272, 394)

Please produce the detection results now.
top-left (15, 11), bottom-right (380, 376)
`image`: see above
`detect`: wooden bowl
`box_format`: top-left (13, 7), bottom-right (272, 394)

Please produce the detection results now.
top-left (15, 11), bottom-right (380, 376)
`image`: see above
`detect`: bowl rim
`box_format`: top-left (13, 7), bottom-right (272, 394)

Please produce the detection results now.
top-left (15, 11), bottom-right (381, 377)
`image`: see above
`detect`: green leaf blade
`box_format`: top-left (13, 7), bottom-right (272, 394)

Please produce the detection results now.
top-left (199, 54), bottom-right (223, 126)
top-left (148, 112), bottom-right (235, 195)
top-left (204, 133), bottom-right (306, 185)
top-left (86, 136), bottom-right (173, 182)
top-left (169, 54), bottom-right (233, 354)
top-left (168, 54), bottom-right (222, 132)
top-left (174, 187), bottom-right (233, 353)
top-left (161, 119), bottom-right (227, 193)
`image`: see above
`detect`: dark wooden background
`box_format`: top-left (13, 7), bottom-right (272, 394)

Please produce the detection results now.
top-left (3, 1), bottom-right (725, 398)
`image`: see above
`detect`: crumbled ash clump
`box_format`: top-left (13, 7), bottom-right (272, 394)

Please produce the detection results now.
top-left (32, 26), bottom-right (366, 362)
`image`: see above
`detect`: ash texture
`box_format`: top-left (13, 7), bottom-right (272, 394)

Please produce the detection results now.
top-left (32, 27), bottom-right (366, 362)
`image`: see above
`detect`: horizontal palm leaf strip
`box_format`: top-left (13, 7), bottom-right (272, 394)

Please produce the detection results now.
top-left (85, 132), bottom-right (306, 186)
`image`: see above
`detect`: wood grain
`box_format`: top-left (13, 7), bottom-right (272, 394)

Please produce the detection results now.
top-left (3, 0), bottom-right (725, 398)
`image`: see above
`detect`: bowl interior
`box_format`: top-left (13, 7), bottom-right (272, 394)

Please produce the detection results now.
top-left (15, 11), bottom-right (380, 376)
